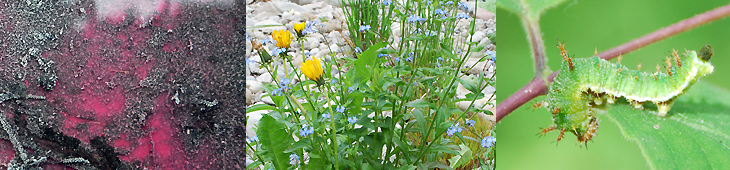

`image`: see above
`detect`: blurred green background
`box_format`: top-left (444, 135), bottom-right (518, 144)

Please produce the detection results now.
top-left (497, 0), bottom-right (730, 170)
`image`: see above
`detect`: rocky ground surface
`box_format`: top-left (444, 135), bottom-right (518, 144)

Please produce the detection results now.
top-left (245, 0), bottom-right (496, 168)
top-left (0, 0), bottom-right (245, 169)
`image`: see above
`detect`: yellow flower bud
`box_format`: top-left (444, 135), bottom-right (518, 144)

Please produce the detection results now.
top-left (293, 22), bottom-right (306, 37)
top-left (300, 56), bottom-right (324, 85)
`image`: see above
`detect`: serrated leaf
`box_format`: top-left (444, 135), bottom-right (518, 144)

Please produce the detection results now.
top-left (602, 82), bottom-right (730, 170)
top-left (257, 114), bottom-right (295, 170)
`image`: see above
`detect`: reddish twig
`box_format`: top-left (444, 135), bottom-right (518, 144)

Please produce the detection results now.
top-left (496, 4), bottom-right (730, 122)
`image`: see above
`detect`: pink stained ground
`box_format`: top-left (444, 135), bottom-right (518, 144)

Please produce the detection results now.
top-left (0, 0), bottom-right (244, 169)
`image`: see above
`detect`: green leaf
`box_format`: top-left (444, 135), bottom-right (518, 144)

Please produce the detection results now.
top-left (405, 99), bottom-right (436, 109)
top-left (284, 139), bottom-right (311, 153)
top-left (457, 78), bottom-right (479, 94)
top-left (257, 114), bottom-right (295, 170)
top-left (354, 42), bottom-right (387, 80)
top-left (447, 144), bottom-right (473, 169)
top-left (307, 156), bottom-right (326, 170)
top-left (602, 82), bottom-right (730, 169)
top-left (497, 0), bottom-right (567, 21)
top-left (246, 104), bottom-right (276, 113)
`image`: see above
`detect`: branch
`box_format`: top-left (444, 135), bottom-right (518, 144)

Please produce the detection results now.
top-left (496, 4), bottom-right (730, 122)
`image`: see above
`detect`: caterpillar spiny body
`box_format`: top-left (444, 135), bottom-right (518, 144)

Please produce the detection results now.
top-left (540, 44), bottom-right (714, 146)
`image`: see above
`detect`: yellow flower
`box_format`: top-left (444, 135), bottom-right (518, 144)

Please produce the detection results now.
top-left (293, 22), bottom-right (306, 37)
top-left (301, 56), bottom-right (325, 85)
top-left (272, 29), bottom-right (292, 49)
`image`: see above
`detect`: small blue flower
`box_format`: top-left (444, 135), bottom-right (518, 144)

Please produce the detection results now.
top-left (354, 47), bottom-right (362, 53)
top-left (271, 88), bottom-right (280, 96)
top-left (434, 8), bottom-right (447, 16)
top-left (280, 78), bottom-right (291, 87)
top-left (447, 123), bottom-right (463, 137)
top-left (347, 116), bottom-right (358, 124)
top-left (407, 15), bottom-right (426, 24)
top-left (359, 25), bottom-right (371, 33)
top-left (289, 153), bottom-right (300, 165)
top-left (459, 2), bottom-right (469, 12)
top-left (247, 136), bottom-right (258, 143)
top-left (299, 126), bottom-right (314, 138)
top-left (348, 86), bottom-right (356, 92)
top-left (271, 48), bottom-right (285, 56)
top-left (465, 119), bottom-right (476, 127)
top-left (246, 58), bottom-right (257, 65)
top-left (332, 79), bottom-right (337, 84)
top-left (378, 53), bottom-right (389, 58)
top-left (394, 57), bottom-right (400, 62)
top-left (262, 38), bottom-right (274, 45)
top-left (436, 62), bottom-right (441, 68)
top-left (445, 1), bottom-right (453, 6)
top-left (305, 51), bottom-right (312, 58)
top-left (437, 57), bottom-right (444, 62)
top-left (336, 105), bottom-right (346, 113)
top-left (406, 56), bottom-right (413, 62)
top-left (482, 136), bottom-right (496, 148)
top-left (487, 50), bottom-right (496, 61)
top-left (457, 13), bottom-right (469, 19)
top-left (322, 113), bottom-right (331, 119)
top-left (383, 0), bottom-right (392, 6)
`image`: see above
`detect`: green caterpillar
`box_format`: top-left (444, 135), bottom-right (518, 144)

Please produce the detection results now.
top-left (538, 44), bottom-right (715, 146)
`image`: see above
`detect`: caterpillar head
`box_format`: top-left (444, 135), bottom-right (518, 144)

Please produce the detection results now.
top-left (692, 44), bottom-right (715, 77)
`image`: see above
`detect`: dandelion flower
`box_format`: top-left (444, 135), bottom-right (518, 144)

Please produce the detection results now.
top-left (271, 29), bottom-right (292, 49)
top-left (293, 22), bottom-right (306, 38)
top-left (300, 56), bottom-right (325, 86)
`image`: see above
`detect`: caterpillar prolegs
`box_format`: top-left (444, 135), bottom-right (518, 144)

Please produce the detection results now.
top-left (538, 43), bottom-right (715, 146)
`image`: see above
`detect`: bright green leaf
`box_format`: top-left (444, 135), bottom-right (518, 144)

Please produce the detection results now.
top-left (257, 114), bottom-right (295, 170)
top-left (405, 99), bottom-right (436, 109)
top-left (603, 82), bottom-right (730, 170)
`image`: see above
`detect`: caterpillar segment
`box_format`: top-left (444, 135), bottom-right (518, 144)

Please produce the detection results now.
top-left (539, 43), bottom-right (714, 146)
